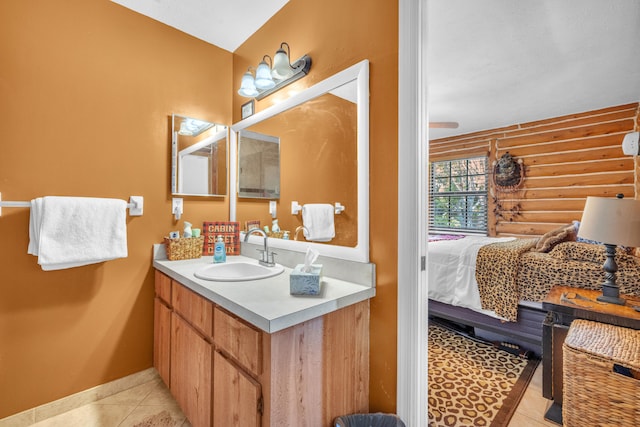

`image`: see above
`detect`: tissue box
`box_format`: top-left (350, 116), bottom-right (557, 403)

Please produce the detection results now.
top-left (290, 264), bottom-right (323, 295)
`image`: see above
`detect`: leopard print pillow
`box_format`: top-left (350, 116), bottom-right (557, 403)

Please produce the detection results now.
top-left (534, 224), bottom-right (577, 253)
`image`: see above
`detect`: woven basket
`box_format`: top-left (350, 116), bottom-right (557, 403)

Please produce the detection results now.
top-left (164, 236), bottom-right (204, 261)
top-left (562, 319), bottom-right (640, 427)
top-left (267, 231), bottom-right (288, 239)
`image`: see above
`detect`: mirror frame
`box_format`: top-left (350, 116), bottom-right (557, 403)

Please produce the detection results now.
top-left (230, 59), bottom-right (369, 262)
top-left (171, 114), bottom-right (229, 197)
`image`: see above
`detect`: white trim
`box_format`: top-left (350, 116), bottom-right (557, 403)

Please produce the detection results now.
top-left (397, 0), bottom-right (428, 426)
top-left (230, 60), bottom-right (370, 263)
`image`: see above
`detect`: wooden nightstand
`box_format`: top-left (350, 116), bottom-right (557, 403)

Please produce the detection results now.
top-left (542, 285), bottom-right (640, 425)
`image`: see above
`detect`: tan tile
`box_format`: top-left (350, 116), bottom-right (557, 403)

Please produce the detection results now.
top-left (118, 406), bottom-right (186, 427)
top-left (138, 382), bottom-right (179, 407)
top-left (32, 369), bottom-right (159, 422)
top-left (96, 379), bottom-right (161, 406)
top-left (30, 404), bottom-right (136, 427)
top-left (0, 410), bottom-right (35, 427)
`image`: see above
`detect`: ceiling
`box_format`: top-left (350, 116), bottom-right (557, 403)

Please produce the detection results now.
top-left (110, 0), bottom-right (288, 52)
top-left (110, 1), bottom-right (640, 140)
top-left (427, 0), bottom-right (640, 139)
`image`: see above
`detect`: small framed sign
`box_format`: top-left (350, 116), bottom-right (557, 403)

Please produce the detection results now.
top-left (241, 100), bottom-right (254, 119)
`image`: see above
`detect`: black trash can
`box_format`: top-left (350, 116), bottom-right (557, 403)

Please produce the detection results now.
top-left (333, 413), bottom-right (406, 427)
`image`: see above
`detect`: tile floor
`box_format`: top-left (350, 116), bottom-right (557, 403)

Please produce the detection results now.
top-left (8, 363), bottom-right (558, 427)
top-left (23, 377), bottom-right (190, 427)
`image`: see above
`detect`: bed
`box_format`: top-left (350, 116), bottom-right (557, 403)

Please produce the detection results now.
top-left (427, 233), bottom-right (640, 356)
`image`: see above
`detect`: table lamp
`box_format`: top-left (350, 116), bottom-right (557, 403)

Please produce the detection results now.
top-left (578, 195), bottom-right (640, 304)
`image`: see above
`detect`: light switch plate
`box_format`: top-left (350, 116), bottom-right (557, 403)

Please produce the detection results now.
top-left (172, 198), bottom-right (183, 220)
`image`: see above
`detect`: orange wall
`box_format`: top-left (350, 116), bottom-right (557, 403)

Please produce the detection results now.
top-left (0, 0), bottom-right (400, 418)
top-left (233, 0), bottom-right (399, 413)
top-left (0, 1), bottom-right (232, 418)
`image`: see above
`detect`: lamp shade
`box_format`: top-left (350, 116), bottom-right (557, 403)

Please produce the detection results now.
top-left (272, 47), bottom-right (294, 80)
top-left (254, 60), bottom-right (275, 90)
top-left (578, 196), bottom-right (640, 247)
top-left (238, 70), bottom-right (258, 97)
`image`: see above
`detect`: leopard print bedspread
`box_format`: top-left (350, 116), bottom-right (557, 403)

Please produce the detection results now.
top-left (475, 238), bottom-right (539, 322)
top-left (518, 242), bottom-right (640, 302)
top-left (476, 240), bottom-right (640, 322)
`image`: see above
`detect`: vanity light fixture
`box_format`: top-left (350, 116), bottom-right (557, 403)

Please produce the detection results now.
top-left (237, 42), bottom-right (312, 101)
top-left (178, 118), bottom-right (214, 137)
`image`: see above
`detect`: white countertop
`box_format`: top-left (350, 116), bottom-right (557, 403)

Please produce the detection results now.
top-left (153, 255), bottom-right (376, 334)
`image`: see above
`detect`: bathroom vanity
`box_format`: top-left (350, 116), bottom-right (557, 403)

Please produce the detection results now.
top-left (152, 245), bottom-right (375, 427)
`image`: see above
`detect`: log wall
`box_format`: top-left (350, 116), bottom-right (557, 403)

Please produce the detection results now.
top-left (429, 103), bottom-right (640, 237)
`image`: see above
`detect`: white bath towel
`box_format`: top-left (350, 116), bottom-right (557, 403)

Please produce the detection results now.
top-left (28, 196), bottom-right (128, 270)
top-left (302, 204), bottom-right (335, 242)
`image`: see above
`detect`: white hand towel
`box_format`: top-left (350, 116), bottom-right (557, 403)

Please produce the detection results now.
top-left (28, 196), bottom-right (128, 270)
top-left (302, 204), bottom-right (335, 242)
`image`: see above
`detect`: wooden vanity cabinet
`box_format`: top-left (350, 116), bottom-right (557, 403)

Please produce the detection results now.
top-left (153, 271), bottom-right (172, 387)
top-left (171, 312), bottom-right (212, 427)
top-left (213, 350), bottom-right (262, 427)
top-left (153, 270), bottom-right (369, 427)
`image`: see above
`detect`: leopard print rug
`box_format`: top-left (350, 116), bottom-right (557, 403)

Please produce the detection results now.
top-left (428, 324), bottom-right (538, 427)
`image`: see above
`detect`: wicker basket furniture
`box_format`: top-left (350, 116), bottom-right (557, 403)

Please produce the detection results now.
top-left (163, 236), bottom-right (204, 260)
top-left (562, 319), bottom-right (640, 426)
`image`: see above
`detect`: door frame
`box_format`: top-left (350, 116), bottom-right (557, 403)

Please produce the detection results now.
top-left (397, 0), bottom-right (428, 426)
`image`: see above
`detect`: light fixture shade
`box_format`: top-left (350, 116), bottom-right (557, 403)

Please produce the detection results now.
top-left (578, 196), bottom-right (640, 247)
top-left (255, 60), bottom-right (276, 90)
top-left (238, 70), bottom-right (258, 97)
top-left (272, 48), bottom-right (294, 80)
top-left (178, 121), bottom-right (192, 136)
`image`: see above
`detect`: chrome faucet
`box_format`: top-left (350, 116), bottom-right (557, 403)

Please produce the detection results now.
top-left (244, 228), bottom-right (277, 267)
top-left (294, 225), bottom-right (309, 241)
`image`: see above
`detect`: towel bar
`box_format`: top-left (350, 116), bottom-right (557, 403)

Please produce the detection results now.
top-left (291, 201), bottom-right (345, 215)
top-left (0, 193), bottom-right (144, 217)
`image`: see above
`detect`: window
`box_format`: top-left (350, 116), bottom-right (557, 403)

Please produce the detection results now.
top-left (429, 157), bottom-right (488, 234)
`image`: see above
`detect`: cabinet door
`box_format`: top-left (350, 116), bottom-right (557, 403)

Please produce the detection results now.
top-left (155, 270), bottom-right (172, 304)
top-left (154, 298), bottom-right (171, 387)
top-left (171, 313), bottom-right (212, 427)
top-left (213, 350), bottom-right (261, 427)
top-left (172, 280), bottom-right (213, 338)
top-left (213, 306), bottom-right (262, 375)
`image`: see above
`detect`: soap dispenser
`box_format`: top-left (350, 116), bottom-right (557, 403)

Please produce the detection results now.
top-left (213, 236), bottom-right (226, 263)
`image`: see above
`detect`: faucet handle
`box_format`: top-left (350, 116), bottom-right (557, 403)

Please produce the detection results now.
top-left (256, 249), bottom-right (277, 267)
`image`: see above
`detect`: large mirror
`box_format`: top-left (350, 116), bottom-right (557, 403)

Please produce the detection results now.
top-left (171, 114), bottom-right (228, 196)
top-left (230, 60), bottom-right (369, 262)
top-left (238, 130), bottom-right (280, 199)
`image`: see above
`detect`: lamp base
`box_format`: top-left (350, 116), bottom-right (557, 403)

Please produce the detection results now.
top-left (596, 294), bottom-right (626, 305)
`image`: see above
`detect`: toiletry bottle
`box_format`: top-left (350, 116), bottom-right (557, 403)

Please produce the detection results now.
top-left (283, 231), bottom-right (290, 240)
top-left (272, 219), bottom-right (280, 233)
top-left (214, 236), bottom-right (226, 263)
top-left (183, 221), bottom-right (192, 238)
top-left (264, 225), bottom-right (270, 234)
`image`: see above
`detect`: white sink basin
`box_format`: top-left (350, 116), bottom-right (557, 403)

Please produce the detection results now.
top-left (194, 261), bottom-right (284, 282)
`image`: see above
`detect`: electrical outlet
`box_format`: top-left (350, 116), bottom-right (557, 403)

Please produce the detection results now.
top-left (172, 198), bottom-right (183, 220)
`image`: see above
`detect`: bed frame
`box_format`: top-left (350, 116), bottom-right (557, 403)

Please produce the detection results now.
top-left (428, 299), bottom-right (547, 357)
